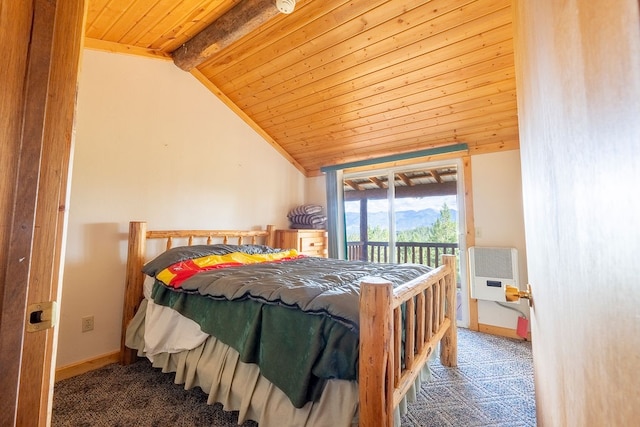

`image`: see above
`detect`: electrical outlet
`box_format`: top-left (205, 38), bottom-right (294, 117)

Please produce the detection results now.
top-left (81, 315), bottom-right (94, 332)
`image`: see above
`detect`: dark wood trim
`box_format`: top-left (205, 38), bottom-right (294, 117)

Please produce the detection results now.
top-left (0, 2), bottom-right (56, 424)
top-left (0, 0), bottom-right (85, 424)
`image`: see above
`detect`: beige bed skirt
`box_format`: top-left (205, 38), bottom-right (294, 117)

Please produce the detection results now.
top-left (126, 299), bottom-right (431, 426)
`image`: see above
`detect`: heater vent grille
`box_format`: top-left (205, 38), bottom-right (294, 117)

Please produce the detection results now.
top-left (473, 248), bottom-right (514, 279)
top-left (468, 247), bottom-right (519, 302)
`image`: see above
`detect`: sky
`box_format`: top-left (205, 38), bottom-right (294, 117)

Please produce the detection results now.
top-left (344, 195), bottom-right (457, 213)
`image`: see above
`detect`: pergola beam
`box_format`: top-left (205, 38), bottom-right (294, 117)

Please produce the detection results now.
top-left (370, 177), bottom-right (387, 189)
top-left (397, 173), bottom-right (413, 186)
top-left (172, 0), bottom-right (281, 71)
top-left (429, 169), bottom-right (443, 183)
top-left (345, 179), bottom-right (363, 191)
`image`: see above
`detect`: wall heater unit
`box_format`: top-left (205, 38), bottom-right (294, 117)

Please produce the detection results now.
top-left (468, 246), bottom-right (519, 302)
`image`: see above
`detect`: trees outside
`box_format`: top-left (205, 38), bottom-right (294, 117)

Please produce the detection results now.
top-left (347, 203), bottom-right (458, 244)
top-left (423, 203), bottom-right (457, 243)
top-left (346, 202), bottom-right (459, 266)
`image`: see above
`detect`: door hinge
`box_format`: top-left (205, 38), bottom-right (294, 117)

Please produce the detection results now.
top-left (26, 301), bottom-right (57, 332)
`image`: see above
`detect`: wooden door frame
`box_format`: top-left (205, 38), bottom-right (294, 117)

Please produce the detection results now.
top-left (462, 155), bottom-right (479, 331)
top-left (0, 1), bottom-right (86, 425)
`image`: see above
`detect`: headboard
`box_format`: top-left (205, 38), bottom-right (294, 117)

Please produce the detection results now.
top-left (120, 221), bottom-right (276, 364)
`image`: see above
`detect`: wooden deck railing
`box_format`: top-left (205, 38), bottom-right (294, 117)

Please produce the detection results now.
top-left (347, 241), bottom-right (458, 267)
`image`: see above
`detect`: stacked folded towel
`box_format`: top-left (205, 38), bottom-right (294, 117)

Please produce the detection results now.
top-left (287, 204), bottom-right (327, 229)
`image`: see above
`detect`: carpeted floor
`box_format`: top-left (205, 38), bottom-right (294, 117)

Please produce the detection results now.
top-left (52, 328), bottom-right (535, 426)
top-left (400, 328), bottom-right (535, 426)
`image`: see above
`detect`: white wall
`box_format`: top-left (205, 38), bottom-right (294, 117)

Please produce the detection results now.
top-left (57, 50), bottom-right (529, 367)
top-left (471, 150), bottom-right (530, 329)
top-left (57, 50), bottom-right (306, 367)
top-left (305, 175), bottom-right (327, 206)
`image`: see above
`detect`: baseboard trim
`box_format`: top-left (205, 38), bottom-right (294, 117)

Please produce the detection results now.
top-left (478, 323), bottom-right (532, 341)
top-left (55, 351), bottom-right (120, 382)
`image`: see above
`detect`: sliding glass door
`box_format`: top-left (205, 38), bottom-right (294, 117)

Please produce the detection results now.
top-left (343, 163), bottom-right (459, 269)
top-left (335, 158), bottom-right (468, 326)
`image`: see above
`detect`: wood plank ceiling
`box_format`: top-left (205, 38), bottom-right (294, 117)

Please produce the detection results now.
top-left (85, 0), bottom-right (518, 177)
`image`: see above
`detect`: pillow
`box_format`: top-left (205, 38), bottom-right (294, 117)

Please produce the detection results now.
top-left (288, 214), bottom-right (327, 225)
top-left (287, 204), bottom-right (323, 218)
top-left (143, 244), bottom-right (280, 277)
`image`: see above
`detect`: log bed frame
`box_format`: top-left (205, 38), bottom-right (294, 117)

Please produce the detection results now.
top-left (120, 221), bottom-right (457, 427)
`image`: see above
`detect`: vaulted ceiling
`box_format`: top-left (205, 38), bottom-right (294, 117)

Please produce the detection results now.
top-left (85, 0), bottom-right (518, 177)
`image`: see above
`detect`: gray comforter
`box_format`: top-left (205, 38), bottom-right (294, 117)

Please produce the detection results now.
top-left (167, 256), bottom-right (432, 330)
top-left (143, 245), bottom-right (433, 407)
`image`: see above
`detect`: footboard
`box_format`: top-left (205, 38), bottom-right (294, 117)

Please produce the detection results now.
top-left (359, 254), bottom-right (457, 427)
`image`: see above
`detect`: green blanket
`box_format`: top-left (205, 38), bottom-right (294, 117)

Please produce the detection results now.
top-left (152, 282), bottom-right (358, 408)
top-left (147, 250), bottom-right (432, 408)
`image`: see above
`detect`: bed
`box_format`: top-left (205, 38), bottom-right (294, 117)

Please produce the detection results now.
top-left (120, 221), bottom-right (457, 426)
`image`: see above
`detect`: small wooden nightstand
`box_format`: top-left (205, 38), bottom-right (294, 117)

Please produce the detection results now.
top-left (276, 229), bottom-right (328, 258)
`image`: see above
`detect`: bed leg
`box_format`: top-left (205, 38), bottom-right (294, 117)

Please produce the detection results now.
top-left (359, 279), bottom-right (394, 427)
top-left (440, 254), bottom-right (458, 367)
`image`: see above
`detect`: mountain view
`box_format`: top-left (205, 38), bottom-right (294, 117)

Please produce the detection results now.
top-left (345, 208), bottom-right (458, 235)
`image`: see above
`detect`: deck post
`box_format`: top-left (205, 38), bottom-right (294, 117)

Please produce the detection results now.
top-left (359, 279), bottom-right (394, 427)
top-left (440, 254), bottom-right (458, 367)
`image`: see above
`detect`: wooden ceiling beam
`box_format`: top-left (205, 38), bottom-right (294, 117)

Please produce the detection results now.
top-left (172, 0), bottom-right (283, 71)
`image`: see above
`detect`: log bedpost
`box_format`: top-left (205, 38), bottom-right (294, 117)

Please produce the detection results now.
top-left (440, 254), bottom-right (458, 367)
top-left (120, 221), bottom-right (147, 365)
top-left (265, 224), bottom-right (276, 248)
top-left (359, 278), bottom-right (394, 427)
